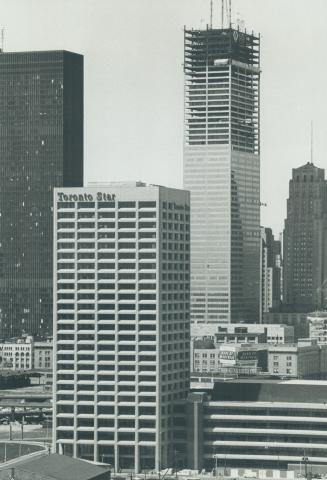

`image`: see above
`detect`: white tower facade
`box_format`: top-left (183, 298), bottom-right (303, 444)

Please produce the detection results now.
top-left (53, 183), bottom-right (190, 471)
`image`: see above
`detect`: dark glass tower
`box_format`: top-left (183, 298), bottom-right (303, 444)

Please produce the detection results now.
top-left (183, 27), bottom-right (261, 328)
top-left (283, 162), bottom-right (327, 312)
top-left (0, 50), bottom-right (83, 338)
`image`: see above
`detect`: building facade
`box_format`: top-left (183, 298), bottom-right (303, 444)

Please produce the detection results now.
top-left (307, 311), bottom-right (327, 344)
top-left (263, 312), bottom-right (309, 341)
top-left (214, 324), bottom-right (293, 345)
top-left (283, 162), bottom-right (327, 312)
top-left (186, 380), bottom-right (327, 471)
top-left (183, 27), bottom-right (261, 327)
top-left (191, 324), bottom-right (294, 376)
top-left (191, 322), bottom-right (294, 343)
top-left (33, 339), bottom-right (53, 370)
top-left (0, 336), bottom-right (53, 371)
top-left (192, 343), bottom-right (267, 376)
top-left (0, 50), bottom-right (83, 339)
top-left (0, 336), bottom-right (33, 370)
top-left (267, 340), bottom-right (327, 379)
top-left (261, 227), bottom-right (282, 315)
top-left (53, 184), bottom-right (190, 471)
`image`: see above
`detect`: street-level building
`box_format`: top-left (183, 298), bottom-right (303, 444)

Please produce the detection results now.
top-left (308, 311), bottom-right (327, 344)
top-left (0, 335), bottom-right (53, 371)
top-left (186, 379), bottom-right (327, 471)
top-left (53, 183), bottom-right (190, 472)
top-left (267, 340), bottom-right (327, 378)
top-left (0, 336), bottom-right (33, 370)
top-left (193, 342), bottom-right (267, 376)
top-left (33, 339), bottom-right (53, 370)
top-left (192, 338), bottom-right (327, 379)
top-left (0, 453), bottom-right (110, 480)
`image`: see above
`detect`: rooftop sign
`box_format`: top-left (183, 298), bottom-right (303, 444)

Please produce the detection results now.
top-left (57, 192), bottom-right (116, 202)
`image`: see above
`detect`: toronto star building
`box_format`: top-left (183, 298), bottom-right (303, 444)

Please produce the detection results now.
top-left (0, 50), bottom-right (83, 339)
top-left (183, 26), bottom-right (261, 329)
top-left (53, 183), bottom-right (190, 471)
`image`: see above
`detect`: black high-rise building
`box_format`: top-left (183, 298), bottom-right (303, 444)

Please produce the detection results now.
top-left (0, 50), bottom-right (83, 338)
top-left (283, 162), bottom-right (327, 312)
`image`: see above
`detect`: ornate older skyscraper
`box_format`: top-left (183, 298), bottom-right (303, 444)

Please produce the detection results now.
top-left (0, 50), bottom-right (83, 338)
top-left (283, 162), bottom-right (327, 312)
top-left (183, 26), bottom-right (261, 329)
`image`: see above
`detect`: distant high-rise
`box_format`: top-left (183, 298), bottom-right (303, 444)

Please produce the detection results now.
top-left (183, 26), bottom-right (261, 328)
top-left (260, 227), bottom-right (282, 316)
top-left (53, 184), bottom-right (190, 471)
top-left (283, 162), bottom-right (327, 312)
top-left (0, 50), bottom-right (83, 338)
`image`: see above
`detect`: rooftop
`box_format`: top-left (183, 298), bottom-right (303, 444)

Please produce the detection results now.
top-left (87, 181), bottom-right (146, 188)
top-left (4, 453), bottom-right (110, 480)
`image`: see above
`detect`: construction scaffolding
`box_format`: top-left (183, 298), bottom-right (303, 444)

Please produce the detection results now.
top-left (184, 27), bottom-right (260, 154)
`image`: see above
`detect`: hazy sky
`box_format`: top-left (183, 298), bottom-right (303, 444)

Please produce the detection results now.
top-left (1, 0), bottom-right (327, 235)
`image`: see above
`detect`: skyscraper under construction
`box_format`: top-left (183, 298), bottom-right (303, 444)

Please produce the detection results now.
top-left (183, 25), bottom-right (261, 328)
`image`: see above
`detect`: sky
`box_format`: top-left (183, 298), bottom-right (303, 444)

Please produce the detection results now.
top-left (1, 0), bottom-right (327, 235)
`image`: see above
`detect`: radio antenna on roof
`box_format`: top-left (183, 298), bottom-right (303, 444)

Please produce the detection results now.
top-left (311, 120), bottom-right (314, 164)
top-left (210, 0), bottom-right (213, 28)
top-left (1, 29), bottom-right (4, 53)
top-left (228, 0), bottom-right (232, 27)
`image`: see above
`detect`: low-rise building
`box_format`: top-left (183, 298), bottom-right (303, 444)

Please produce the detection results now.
top-left (308, 311), bottom-right (327, 344)
top-left (33, 339), bottom-right (53, 370)
top-left (263, 312), bottom-right (309, 341)
top-left (193, 342), bottom-right (268, 376)
top-left (192, 338), bottom-right (327, 379)
top-left (268, 339), bottom-right (327, 379)
top-left (214, 324), bottom-right (294, 345)
top-left (192, 323), bottom-right (294, 344)
top-left (0, 336), bottom-right (53, 371)
top-left (0, 453), bottom-right (111, 480)
top-left (0, 336), bottom-right (33, 371)
top-left (186, 378), bottom-right (327, 471)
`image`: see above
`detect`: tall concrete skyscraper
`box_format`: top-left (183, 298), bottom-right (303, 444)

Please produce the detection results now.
top-left (0, 50), bottom-right (83, 338)
top-left (183, 27), bottom-right (261, 329)
top-left (283, 162), bottom-right (327, 312)
top-left (53, 183), bottom-right (190, 471)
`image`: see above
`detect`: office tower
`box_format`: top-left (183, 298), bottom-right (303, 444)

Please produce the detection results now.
top-left (53, 183), bottom-right (190, 472)
top-left (260, 227), bottom-right (282, 315)
top-left (183, 26), bottom-right (261, 329)
top-left (0, 50), bottom-right (83, 338)
top-left (283, 162), bottom-right (327, 312)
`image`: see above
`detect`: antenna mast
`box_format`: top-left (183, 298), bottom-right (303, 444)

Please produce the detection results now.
top-left (1, 29), bottom-right (4, 53)
top-left (221, 0), bottom-right (224, 28)
top-left (311, 120), bottom-right (314, 164)
top-left (228, 0), bottom-right (232, 27)
top-left (210, 0), bottom-right (213, 28)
